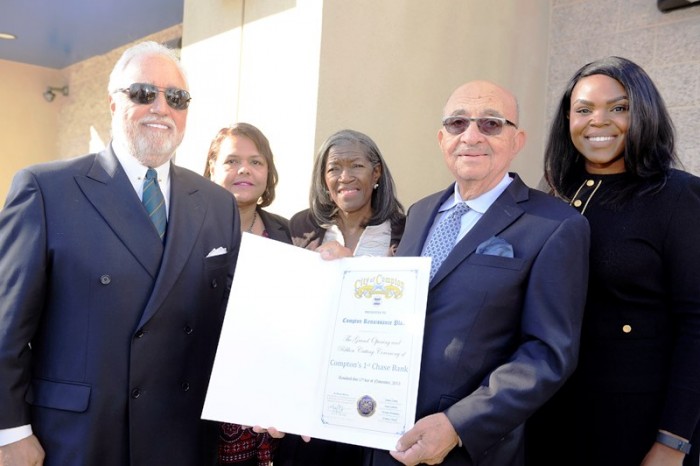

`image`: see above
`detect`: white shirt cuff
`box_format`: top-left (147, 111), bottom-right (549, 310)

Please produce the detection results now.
top-left (0, 425), bottom-right (33, 446)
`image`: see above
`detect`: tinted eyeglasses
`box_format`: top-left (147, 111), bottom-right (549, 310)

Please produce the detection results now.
top-left (115, 83), bottom-right (191, 110)
top-left (442, 116), bottom-right (517, 136)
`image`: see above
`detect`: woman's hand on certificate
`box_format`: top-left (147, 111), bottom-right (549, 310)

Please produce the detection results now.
top-left (316, 241), bottom-right (353, 260)
top-left (389, 413), bottom-right (460, 465)
top-left (251, 426), bottom-right (311, 442)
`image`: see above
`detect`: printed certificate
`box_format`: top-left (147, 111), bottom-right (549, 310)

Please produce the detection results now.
top-left (202, 233), bottom-right (430, 451)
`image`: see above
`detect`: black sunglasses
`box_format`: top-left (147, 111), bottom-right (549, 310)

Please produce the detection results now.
top-left (115, 83), bottom-right (191, 110)
top-left (442, 116), bottom-right (517, 136)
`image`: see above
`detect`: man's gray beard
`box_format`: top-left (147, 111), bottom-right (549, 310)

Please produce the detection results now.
top-left (113, 118), bottom-right (183, 167)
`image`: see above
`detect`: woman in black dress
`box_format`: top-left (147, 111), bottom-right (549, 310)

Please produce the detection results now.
top-left (527, 56), bottom-right (700, 466)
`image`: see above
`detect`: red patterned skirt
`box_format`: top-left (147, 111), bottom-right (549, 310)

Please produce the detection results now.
top-left (218, 423), bottom-right (278, 466)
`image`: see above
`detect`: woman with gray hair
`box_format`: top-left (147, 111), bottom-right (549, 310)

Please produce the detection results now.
top-left (289, 129), bottom-right (405, 257)
top-left (277, 129), bottom-right (404, 465)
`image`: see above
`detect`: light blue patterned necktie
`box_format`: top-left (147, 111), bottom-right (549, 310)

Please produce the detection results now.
top-left (142, 168), bottom-right (167, 241)
top-left (423, 202), bottom-right (469, 280)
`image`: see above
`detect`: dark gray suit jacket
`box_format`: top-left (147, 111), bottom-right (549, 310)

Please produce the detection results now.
top-left (0, 146), bottom-right (241, 465)
top-left (364, 174), bottom-right (590, 466)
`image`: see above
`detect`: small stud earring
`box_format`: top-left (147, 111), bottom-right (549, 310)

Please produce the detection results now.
top-left (373, 183), bottom-right (379, 189)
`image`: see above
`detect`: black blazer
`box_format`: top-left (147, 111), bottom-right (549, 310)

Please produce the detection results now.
top-left (258, 208), bottom-right (292, 244)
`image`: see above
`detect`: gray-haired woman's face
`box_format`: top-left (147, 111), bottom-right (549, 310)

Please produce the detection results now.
top-left (323, 143), bottom-right (381, 215)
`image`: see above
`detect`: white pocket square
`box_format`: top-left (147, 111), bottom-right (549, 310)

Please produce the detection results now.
top-left (206, 247), bottom-right (227, 257)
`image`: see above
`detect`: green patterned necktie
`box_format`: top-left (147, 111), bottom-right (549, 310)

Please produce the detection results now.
top-left (142, 168), bottom-right (167, 241)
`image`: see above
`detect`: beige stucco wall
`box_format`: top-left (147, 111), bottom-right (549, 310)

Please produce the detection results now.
top-left (179, 0), bottom-right (550, 217)
top-left (0, 60), bottom-right (63, 205)
top-left (315, 0), bottom-right (549, 208)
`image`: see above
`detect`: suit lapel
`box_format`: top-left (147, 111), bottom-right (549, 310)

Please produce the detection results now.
top-left (74, 148), bottom-right (163, 278)
top-left (430, 175), bottom-right (528, 286)
top-left (138, 165), bottom-right (207, 326)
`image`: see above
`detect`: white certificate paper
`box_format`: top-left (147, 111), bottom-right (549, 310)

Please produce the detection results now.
top-left (202, 233), bottom-right (430, 451)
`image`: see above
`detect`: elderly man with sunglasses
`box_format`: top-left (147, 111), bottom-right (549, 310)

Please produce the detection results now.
top-left (356, 81), bottom-right (590, 466)
top-left (0, 41), bottom-right (240, 466)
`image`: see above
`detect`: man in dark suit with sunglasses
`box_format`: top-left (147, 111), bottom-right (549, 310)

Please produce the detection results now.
top-left (0, 41), bottom-right (240, 466)
top-left (363, 80), bottom-right (590, 466)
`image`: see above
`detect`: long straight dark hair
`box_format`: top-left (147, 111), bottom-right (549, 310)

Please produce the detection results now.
top-left (544, 56), bottom-right (679, 204)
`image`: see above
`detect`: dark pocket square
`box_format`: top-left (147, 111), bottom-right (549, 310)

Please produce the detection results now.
top-left (475, 236), bottom-right (514, 258)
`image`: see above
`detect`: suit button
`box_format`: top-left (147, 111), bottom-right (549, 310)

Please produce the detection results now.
top-left (131, 388), bottom-right (141, 399)
top-left (100, 275), bottom-right (111, 285)
top-left (573, 199), bottom-right (582, 208)
top-left (135, 329), bottom-right (145, 339)
top-left (586, 179), bottom-right (595, 187)
top-left (622, 324), bottom-right (632, 333)
top-left (211, 279), bottom-right (218, 288)
top-left (184, 325), bottom-right (193, 334)
top-left (181, 382), bottom-right (190, 392)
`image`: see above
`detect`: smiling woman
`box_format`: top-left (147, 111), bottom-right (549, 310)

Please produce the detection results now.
top-left (287, 129), bottom-right (405, 257)
top-left (203, 122), bottom-right (292, 466)
top-left (528, 56), bottom-right (700, 466)
top-left (568, 74), bottom-right (629, 175)
top-left (204, 123), bottom-right (291, 241)
top-left (277, 131), bottom-right (405, 465)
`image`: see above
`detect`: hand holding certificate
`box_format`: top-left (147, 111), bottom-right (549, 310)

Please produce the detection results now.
top-left (202, 233), bottom-right (430, 450)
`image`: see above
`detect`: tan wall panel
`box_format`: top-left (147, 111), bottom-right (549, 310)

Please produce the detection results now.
top-left (0, 60), bottom-right (63, 206)
top-left (316, 0), bottom-right (549, 208)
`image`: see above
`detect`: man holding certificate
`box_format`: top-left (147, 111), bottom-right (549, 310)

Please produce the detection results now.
top-left (351, 80), bottom-right (589, 466)
top-left (215, 80), bottom-right (590, 466)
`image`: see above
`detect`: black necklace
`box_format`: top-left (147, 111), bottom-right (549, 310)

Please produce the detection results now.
top-left (247, 210), bottom-right (258, 233)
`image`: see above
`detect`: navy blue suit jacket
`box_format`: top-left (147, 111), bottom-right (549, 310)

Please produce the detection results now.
top-left (364, 174), bottom-right (589, 466)
top-left (0, 146), bottom-right (240, 465)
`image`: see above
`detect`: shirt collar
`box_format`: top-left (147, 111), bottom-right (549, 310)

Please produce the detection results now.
top-left (440, 173), bottom-right (513, 214)
top-left (111, 140), bottom-right (171, 190)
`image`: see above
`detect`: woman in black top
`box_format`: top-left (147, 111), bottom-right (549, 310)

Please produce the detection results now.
top-left (527, 56), bottom-right (700, 466)
top-left (204, 122), bottom-right (291, 466)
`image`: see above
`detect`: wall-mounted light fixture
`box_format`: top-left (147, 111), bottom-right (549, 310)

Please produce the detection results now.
top-left (658, 0), bottom-right (700, 12)
top-left (43, 85), bottom-right (69, 102)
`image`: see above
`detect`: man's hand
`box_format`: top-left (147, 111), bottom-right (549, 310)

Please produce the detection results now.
top-left (0, 435), bottom-right (44, 466)
top-left (390, 413), bottom-right (459, 465)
